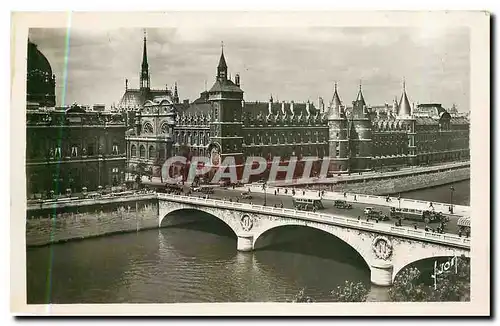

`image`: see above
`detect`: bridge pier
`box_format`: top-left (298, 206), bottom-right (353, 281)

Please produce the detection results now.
top-left (237, 235), bottom-right (254, 252)
top-left (370, 260), bottom-right (394, 286)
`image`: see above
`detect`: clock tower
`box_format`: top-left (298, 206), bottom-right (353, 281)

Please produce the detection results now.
top-left (207, 44), bottom-right (244, 180)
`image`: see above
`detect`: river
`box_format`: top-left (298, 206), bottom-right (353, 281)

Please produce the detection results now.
top-left (26, 180), bottom-right (469, 304)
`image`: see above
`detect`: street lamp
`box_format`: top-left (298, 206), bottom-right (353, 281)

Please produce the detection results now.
top-left (398, 193), bottom-right (401, 210)
top-left (263, 181), bottom-right (267, 206)
top-left (449, 185), bottom-right (455, 214)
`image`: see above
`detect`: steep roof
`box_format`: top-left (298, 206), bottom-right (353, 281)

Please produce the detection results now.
top-left (355, 84), bottom-right (366, 107)
top-left (208, 78), bottom-right (243, 93)
top-left (398, 81), bottom-right (412, 117)
top-left (117, 89), bottom-right (172, 108)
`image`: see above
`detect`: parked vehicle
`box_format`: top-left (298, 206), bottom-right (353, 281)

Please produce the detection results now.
top-left (364, 207), bottom-right (389, 221)
top-left (333, 200), bottom-right (353, 209)
top-left (389, 207), bottom-right (444, 223)
top-left (457, 216), bottom-right (470, 235)
top-left (241, 191), bottom-right (252, 199)
top-left (364, 207), bottom-right (375, 215)
top-left (292, 195), bottom-right (324, 211)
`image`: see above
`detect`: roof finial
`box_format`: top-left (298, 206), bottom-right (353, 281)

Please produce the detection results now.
top-left (359, 79), bottom-right (362, 90)
top-left (334, 81), bottom-right (338, 92)
top-left (221, 40), bottom-right (224, 53)
top-left (144, 28), bottom-right (147, 40)
top-left (402, 76), bottom-right (406, 91)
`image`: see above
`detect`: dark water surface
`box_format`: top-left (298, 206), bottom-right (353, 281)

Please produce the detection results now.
top-left (26, 180), bottom-right (469, 303)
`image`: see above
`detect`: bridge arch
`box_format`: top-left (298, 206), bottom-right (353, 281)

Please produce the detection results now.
top-left (159, 204), bottom-right (242, 238)
top-left (252, 222), bottom-right (373, 271)
top-left (392, 249), bottom-right (470, 281)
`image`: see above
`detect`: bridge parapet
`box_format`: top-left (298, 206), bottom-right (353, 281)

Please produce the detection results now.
top-left (240, 184), bottom-right (470, 217)
top-left (157, 193), bottom-right (470, 249)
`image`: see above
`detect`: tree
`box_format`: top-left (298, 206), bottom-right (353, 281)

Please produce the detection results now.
top-left (291, 288), bottom-right (314, 303)
top-left (330, 280), bottom-right (369, 302)
top-left (131, 161), bottom-right (149, 189)
top-left (389, 256), bottom-right (470, 302)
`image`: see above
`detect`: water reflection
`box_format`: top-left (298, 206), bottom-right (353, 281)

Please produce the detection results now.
top-left (28, 212), bottom-right (380, 304)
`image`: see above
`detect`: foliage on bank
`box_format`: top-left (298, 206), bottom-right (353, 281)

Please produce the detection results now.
top-left (388, 256), bottom-right (470, 302)
top-left (292, 257), bottom-right (470, 303)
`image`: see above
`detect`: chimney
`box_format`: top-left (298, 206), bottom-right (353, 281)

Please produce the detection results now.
top-left (306, 101), bottom-right (310, 115)
top-left (125, 79), bottom-right (128, 90)
top-left (235, 73), bottom-right (240, 87)
top-left (281, 101), bottom-right (286, 115)
top-left (183, 99), bottom-right (189, 105)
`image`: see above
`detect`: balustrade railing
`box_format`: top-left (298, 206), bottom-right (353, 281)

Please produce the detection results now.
top-left (157, 193), bottom-right (470, 248)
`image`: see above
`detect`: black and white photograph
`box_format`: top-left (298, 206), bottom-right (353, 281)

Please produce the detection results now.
top-left (10, 11), bottom-right (490, 316)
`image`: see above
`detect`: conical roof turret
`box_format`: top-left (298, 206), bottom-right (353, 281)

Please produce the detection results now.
top-left (398, 79), bottom-right (412, 117)
top-left (327, 83), bottom-right (345, 120)
top-left (355, 81), bottom-right (366, 107)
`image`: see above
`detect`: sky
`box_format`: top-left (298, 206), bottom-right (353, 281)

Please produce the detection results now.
top-left (28, 26), bottom-right (470, 112)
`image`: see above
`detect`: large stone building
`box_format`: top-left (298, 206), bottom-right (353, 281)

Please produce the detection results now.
top-left (124, 37), bottom-right (470, 182)
top-left (25, 40), bottom-right (127, 198)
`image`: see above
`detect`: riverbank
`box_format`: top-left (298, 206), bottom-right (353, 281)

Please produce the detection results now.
top-left (305, 167), bottom-right (470, 196)
top-left (26, 200), bottom-right (159, 247)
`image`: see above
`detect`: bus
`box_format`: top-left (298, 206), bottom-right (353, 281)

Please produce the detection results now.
top-left (292, 195), bottom-right (324, 211)
top-left (389, 207), bottom-right (445, 223)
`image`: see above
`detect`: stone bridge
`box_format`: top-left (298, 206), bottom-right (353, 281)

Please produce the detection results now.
top-left (157, 193), bottom-right (470, 286)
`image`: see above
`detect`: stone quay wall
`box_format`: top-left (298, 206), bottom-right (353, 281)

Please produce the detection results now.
top-left (326, 167), bottom-right (470, 195)
top-left (26, 196), bottom-right (159, 247)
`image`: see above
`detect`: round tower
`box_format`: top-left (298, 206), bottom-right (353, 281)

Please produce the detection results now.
top-left (327, 83), bottom-right (349, 174)
top-left (397, 79), bottom-right (417, 166)
top-left (349, 82), bottom-right (372, 172)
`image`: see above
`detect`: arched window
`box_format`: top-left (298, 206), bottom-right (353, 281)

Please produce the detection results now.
top-left (143, 122), bottom-right (153, 134)
top-left (131, 145), bottom-right (137, 157)
top-left (139, 145), bottom-right (146, 158)
top-left (160, 122), bottom-right (168, 134)
top-left (149, 145), bottom-right (155, 159)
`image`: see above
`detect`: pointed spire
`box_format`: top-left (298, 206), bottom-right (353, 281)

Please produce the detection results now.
top-left (218, 41), bottom-right (227, 69)
top-left (142, 29), bottom-right (148, 68)
top-left (331, 82), bottom-right (342, 109)
top-left (173, 82), bottom-right (179, 104)
top-left (216, 41), bottom-right (228, 81)
top-left (140, 29), bottom-right (150, 90)
top-left (398, 78), bottom-right (411, 117)
top-left (356, 80), bottom-right (366, 107)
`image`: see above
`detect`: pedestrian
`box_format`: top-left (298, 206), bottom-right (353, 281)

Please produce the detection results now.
top-left (277, 188), bottom-right (280, 194)
top-left (303, 190), bottom-right (305, 196)
top-left (280, 203), bottom-right (283, 208)
top-left (285, 189), bottom-right (288, 194)
top-left (354, 195), bottom-right (357, 201)
top-left (344, 192), bottom-right (347, 198)
top-left (357, 216), bottom-right (360, 220)
top-left (318, 191), bottom-right (321, 197)
top-left (322, 190), bottom-right (325, 197)
top-left (413, 224), bottom-right (418, 230)
top-left (274, 190), bottom-right (277, 196)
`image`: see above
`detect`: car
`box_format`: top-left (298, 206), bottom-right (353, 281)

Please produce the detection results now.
top-left (333, 200), bottom-right (352, 209)
top-left (241, 192), bottom-right (252, 199)
top-left (364, 207), bottom-right (374, 215)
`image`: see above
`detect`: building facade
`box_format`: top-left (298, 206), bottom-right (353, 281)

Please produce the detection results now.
top-left (125, 41), bottom-right (470, 182)
top-left (25, 40), bottom-right (127, 198)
